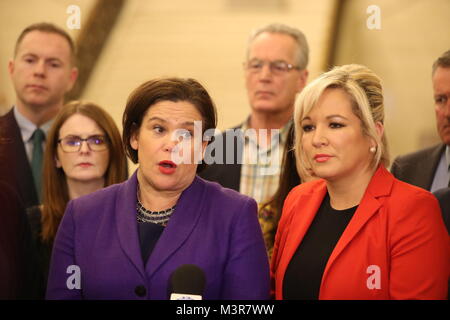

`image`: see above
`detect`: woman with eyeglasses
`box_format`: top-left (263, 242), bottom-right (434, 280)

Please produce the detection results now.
top-left (27, 101), bottom-right (127, 298)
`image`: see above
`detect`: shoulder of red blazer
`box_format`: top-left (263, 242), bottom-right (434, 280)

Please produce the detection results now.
top-left (280, 179), bottom-right (326, 224)
top-left (368, 165), bottom-right (439, 210)
top-left (365, 166), bottom-right (447, 245)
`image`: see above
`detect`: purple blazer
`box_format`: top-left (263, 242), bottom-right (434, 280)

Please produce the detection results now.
top-left (46, 172), bottom-right (270, 299)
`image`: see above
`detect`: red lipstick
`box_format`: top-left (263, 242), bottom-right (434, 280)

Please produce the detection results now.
top-left (314, 154), bottom-right (332, 163)
top-left (158, 160), bottom-right (177, 174)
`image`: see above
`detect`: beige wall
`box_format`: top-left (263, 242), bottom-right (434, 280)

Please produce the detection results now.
top-left (1, 0), bottom-right (335, 125)
top-left (2, 0), bottom-right (448, 166)
top-left (80, 0), bottom-right (335, 131)
top-left (333, 0), bottom-right (450, 161)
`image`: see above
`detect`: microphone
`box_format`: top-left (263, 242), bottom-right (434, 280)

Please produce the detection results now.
top-left (169, 264), bottom-right (206, 300)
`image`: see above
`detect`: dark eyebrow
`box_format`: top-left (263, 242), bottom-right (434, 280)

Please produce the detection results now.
top-left (180, 121), bottom-right (195, 127)
top-left (147, 117), bottom-right (196, 127)
top-left (147, 117), bottom-right (167, 123)
top-left (61, 133), bottom-right (104, 138)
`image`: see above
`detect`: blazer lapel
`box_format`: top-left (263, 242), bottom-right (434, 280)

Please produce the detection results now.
top-left (321, 166), bottom-right (394, 287)
top-left (146, 176), bottom-right (206, 278)
top-left (277, 182), bottom-right (327, 292)
top-left (115, 171), bottom-right (146, 277)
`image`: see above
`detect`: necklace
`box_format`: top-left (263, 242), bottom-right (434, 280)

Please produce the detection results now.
top-left (136, 185), bottom-right (176, 225)
top-left (136, 200), bottom-right (175, 225)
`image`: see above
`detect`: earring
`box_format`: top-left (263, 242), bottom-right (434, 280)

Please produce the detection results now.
top-left (370, 146), bottom-right (376, 153)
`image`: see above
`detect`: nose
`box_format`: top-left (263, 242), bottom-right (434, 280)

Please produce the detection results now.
top-left (79, 140), bottom-right (91, 153)
top-left (163, 137), bottom-right (180, 153)
top-left (311, 126), bottom-right (328, 148)
top-left (33, 60), bottom-right (46, 78)
top-left (258, 63), bottom-right (273, 82)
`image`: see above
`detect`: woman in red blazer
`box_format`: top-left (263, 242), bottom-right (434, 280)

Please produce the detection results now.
top-left (271, 64), bottom-right (450, 300)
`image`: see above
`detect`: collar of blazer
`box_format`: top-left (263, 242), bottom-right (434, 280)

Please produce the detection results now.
top-left (115, 170), bottom-right (207, 279)
top-left (276, 165), bottom-right (394, 295)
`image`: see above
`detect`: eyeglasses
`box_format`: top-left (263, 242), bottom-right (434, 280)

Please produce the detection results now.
top-left (58, 135), bottom-right (109, 153)
top-left (245, 59), bottom-right (300, 75)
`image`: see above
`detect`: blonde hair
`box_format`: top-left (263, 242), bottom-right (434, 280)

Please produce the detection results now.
top-left (294, 64), bottom-right (389, 180)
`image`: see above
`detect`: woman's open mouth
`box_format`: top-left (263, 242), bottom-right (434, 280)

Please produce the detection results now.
top-left (158, 160), bottom-right (177, 174)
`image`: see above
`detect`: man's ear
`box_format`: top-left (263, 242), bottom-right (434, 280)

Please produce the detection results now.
top-left (66, 67), bottom-right (79, 92)
top-left (8, 59), bottom-right (15, 77)
top-left (297, 69), bottom-right (309, 91)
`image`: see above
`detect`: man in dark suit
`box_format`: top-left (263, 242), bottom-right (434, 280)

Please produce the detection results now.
top-left (433, 188), bottom-right (450, 234)
top-left (0, 23), bottom-right (78, 207)
top-left (199, 23), bottom-right (308, 205)
top-left (0, 181), bottom-right (26, 299)
top-left (0, 180), bottom-right (36, 299)
top-left (391, 50), bottom-right (450, 192)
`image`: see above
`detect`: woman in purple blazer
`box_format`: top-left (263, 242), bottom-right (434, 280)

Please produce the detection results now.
top-left (46, 78), bottom-right (270, 299)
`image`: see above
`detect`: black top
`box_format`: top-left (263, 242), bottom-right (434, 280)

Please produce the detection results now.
top-left (138, 222), bottom-right (165, 265)
top-left (283, 193), bottom-right (357, 300)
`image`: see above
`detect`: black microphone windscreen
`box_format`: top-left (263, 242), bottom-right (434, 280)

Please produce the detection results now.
top-left (169, 264), bottom-right (206, 296)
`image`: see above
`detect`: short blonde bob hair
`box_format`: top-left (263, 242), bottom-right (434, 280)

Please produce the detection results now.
top-left (294, 64), bottom-right (389, 180)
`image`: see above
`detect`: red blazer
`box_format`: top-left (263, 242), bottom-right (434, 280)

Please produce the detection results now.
top-left (271, 166), bottom-right (450, 300)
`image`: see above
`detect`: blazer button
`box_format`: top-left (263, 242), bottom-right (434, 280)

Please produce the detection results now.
top-left (135, 285), bottom-right (147, 297)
